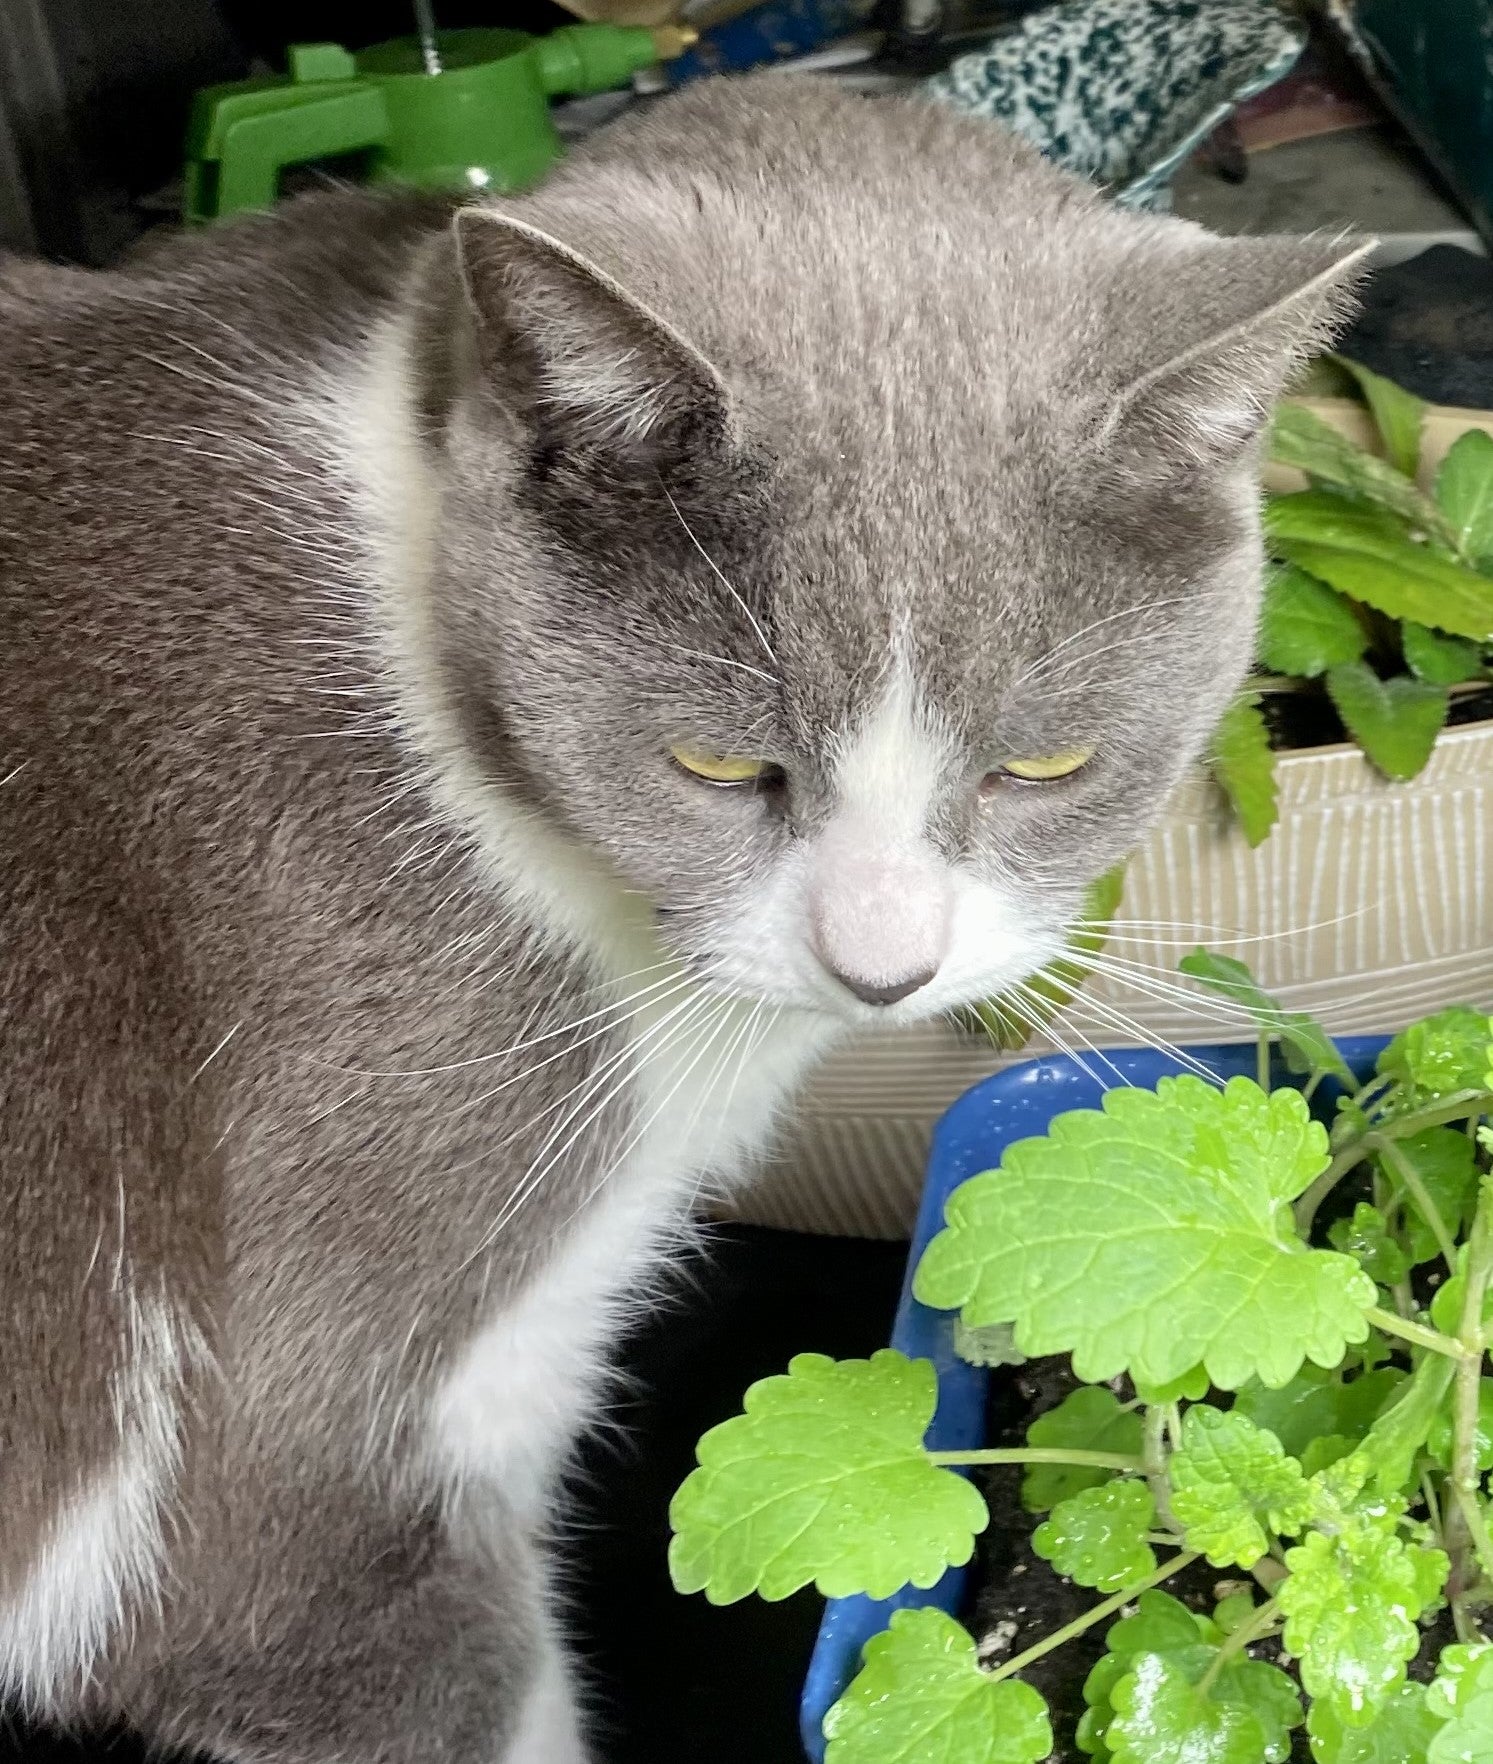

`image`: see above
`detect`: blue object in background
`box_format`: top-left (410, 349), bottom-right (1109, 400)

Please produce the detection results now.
top-left (798, 1033), bottom-right (1389, 1761)
top-left (662, 0), bottom-right (871, 85)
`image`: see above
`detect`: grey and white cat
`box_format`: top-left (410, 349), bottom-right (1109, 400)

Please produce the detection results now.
top-left (0, 71), bottom-right (1362, 1764)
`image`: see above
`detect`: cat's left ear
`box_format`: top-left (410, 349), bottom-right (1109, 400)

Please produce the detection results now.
top-left (1097, 235), bottom-right (1374, 470)
top-left (450, 208), bottom-right (731, 464)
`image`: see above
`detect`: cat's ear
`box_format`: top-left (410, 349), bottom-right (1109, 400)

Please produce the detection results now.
top-left (450, 208), bottom-right (730, 464)
top-left (1096, 235), bottom-right (1374, 471)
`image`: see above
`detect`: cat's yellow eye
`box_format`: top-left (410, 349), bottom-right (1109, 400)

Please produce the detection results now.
top-left (999, 745), bottom-right (1095, 783)
top-left (670, 744), bottom-right (776, 786)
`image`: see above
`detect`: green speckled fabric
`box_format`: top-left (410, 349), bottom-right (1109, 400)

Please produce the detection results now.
top-left (925, 0), bottom-right (1305, 210)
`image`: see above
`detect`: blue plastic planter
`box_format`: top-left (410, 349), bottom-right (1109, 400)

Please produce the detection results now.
top-left (798, 1034), bottom-right (1389, 1761)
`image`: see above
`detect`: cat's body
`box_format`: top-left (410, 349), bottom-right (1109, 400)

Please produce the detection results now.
top-left (0, 74), bottom-right (1360, 1763)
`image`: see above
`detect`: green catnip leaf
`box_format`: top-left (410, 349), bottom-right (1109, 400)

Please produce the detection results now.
top-left (1306, 1681), bottom-right (1442, 1764)
top-left (1266, 491), bottom-right (1493, 640)
top-left (1402, 621), bottom-right (1486, 684)
top-left (1168, 1405), bottom-right (1316, 1567)
top-left (668, 1350), bottom-right (987, 1603)
top-left (914, 1077), bottom-right (1374, 1391)
top-left (1435, 429), bottom-right (1493, 570)
top-left (1257, 566), bottom-right (1368, 677)
top-left (1106, 1652), bottom-right (1272, 1764)
top-left (1378, 1009), bottom-right (1493, 1105)
top-left (1330, 355), bottom-right (1427, 478)
top-left (1084, 1595), bottom-right (1301, 1764)
top-left (1032, 1479), bottom-right (1155, 1592)
top-left (1279, 1513), bottom-right (1449, 1725)
top-left (1210, 694), bottom-right (1278, 846)
top-left (1328, 1202), bottom-right (1412, 1287)
top-left (1269, 403), bottom-right (1447, 538)
top-left (1428, 1693), bottom-right (1493, 1764)
top-left (1386, 1128), bottom-right (1482, 1264)
top-left (1177, 949), bottom-right (1350, 1084)
top-left (822, 1607), bottom-right (1053, 1764)
top-left (954, 1319), bottom-right (1027, 1368)
top-left (1428, 1643), bottom-right (1493, 1719)
top-left (1358, 1350), bottom-right (1456, 1496)
top-left (1427, 1377), bottom-right (1493, 1474)
top-left (1022, 1386), bottom-right (1144, 1512)
top-left (1325, 660), bottom-right (1448, 781)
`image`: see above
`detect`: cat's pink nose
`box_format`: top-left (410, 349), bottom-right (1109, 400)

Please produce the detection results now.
top-left (821, 962), bottom-right (938, 1007)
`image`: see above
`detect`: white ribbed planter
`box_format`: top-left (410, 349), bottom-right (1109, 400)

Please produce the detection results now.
top-left (734, 705), bottom-right (1493, 1240)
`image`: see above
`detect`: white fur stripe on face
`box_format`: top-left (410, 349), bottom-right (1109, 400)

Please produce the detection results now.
top-left (0, 1289), bottom-right (201, 1713)
top-left (810, 654), bottom-right (958, 993)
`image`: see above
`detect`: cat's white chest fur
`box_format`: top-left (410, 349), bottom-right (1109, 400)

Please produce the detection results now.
top-left (430, 995), bottom-right (835, 1515)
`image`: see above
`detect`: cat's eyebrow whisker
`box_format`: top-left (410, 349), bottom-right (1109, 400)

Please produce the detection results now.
top-left (663, 641), bottom-right (779, 688)
top-left (659, 483), bottom-right (778, 671)
top-left (1011, 592), bottom-right (1220, 690)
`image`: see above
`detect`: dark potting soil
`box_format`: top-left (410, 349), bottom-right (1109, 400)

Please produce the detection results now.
top-left (966, 1359), bottom-right (1457, 1763)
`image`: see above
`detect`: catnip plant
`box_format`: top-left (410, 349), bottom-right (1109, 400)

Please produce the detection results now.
top-left (1216, 356), bottom-right (1493, 845)
top-left (669, 963), bottom-right (1493, 1764)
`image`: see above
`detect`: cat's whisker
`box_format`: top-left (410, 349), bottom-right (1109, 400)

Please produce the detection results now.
top-left (1011, 592), bottom-right (1223, 690)
top-left (659, 484), bottom-right (778, 671)
top-left (1057, 990), bottom-right (1230, 1083)
top-left (663, 641), bottom-right (778, 688)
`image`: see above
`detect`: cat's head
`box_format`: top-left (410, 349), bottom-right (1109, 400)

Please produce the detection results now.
top-left (409, 75), bottom-right (1365, 1025)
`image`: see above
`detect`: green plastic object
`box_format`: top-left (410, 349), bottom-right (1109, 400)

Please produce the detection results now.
top-left (183, 25), bottom-right (665, 223)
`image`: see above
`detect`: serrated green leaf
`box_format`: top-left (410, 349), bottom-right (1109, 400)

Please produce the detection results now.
top-left (1107, 1652), bottom-right (1270, 1764)
top-left (1210, 694), bottom-right (1278, 846)
top-left (1087, 1595), bottom-right (1301, 1764)
top-left (1212, 1591), bottom-right (1260, 1635)
top-left (1033, 1479), bottom-right (1156, 1591)
top-left (823, 1607), bottom-right (1053, 1764)
top-left (915, 1076), bottom-right (1373, 1391)
top-left (1386, 1127), bottom-right (1482, 1265)
top-left (1269, 403), bottom-right (1448, 537)
top-left (668, 1350), bottom-right (987, 1603)
top-left (1403, 621), bottom-right (1487, 684)
top-left (1307, 1681), bottom-right (1442, 1763)
top-left (1331, 356), bottom-right (1427, 478)
top-left (1279, 1513), bottom-right (1449, 1724)
top-left (1359, 1350), bottom-right (1456, 1496)
top-left (1379, 1009), bottom-right (1493, 1105)
top-left (1022, 1386), bottom-right (1144, 1511)
top-left (1258, 566), bottom-right (1369, 677)
top-left (1266, 491), bottom-right (1493, 640)
top-left (1133, 1365), bottom-right (1211, 1405)
top-left (1234, 1361), bottom-right (1400, 1460)
top-left (1177, 949), bottom-right (1351, 1084)
top-left (1325, 659), bottom-right (1449, 781)
top-left (1107, 1591), bottom-right (1216, 1658)
top-left (1428, 1642), bottom-right (1493, 1719)
top-left (1435, 429), bottom-right (1493, 570)
top-left (1300, 1433), bottom-right (1357, 1477)
top-left (1329, 1202), bottom-right (1412, 1287)
top-left (954, 1319), bottom-right (1028, 1368)
top-left (1170, 1405), bottom-right (1316, 1567)
top-left (1428, 1692), bottom-right (1493, 1764)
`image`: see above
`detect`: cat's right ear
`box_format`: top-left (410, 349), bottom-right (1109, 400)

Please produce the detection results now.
top-left (429, 208), bottom-right (731, 469)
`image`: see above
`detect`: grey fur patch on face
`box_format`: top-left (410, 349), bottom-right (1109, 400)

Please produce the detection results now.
top-left (415, 75), bottom-right (1365, 1021)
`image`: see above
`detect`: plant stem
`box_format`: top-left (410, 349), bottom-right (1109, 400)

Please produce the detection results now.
top-left (1296, 1090), bottom-right (1493, 1236)
top-left (1374, 1133), bottom-right (1459, 1266)
top-left (1143, 1404), bottom-right (1180, 1534)
top-left (984, 1552), bottom-right (1202, 1685)
top-left (1449, 1179), bottom-right (1493, 1598)
top-left (1365, 1306), bottom-right (1468, 1360)
top-left (1199, 1596), bottom-right (1282, 1692)
top-left (927, 1447), bottom-right (1147, 1472)
top-left (1257, 1030), bottom-right (1271, 1094)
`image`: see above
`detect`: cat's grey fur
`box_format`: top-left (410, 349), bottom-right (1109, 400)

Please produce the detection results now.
top-left (0, 71), bottom-right (1361, 1764)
